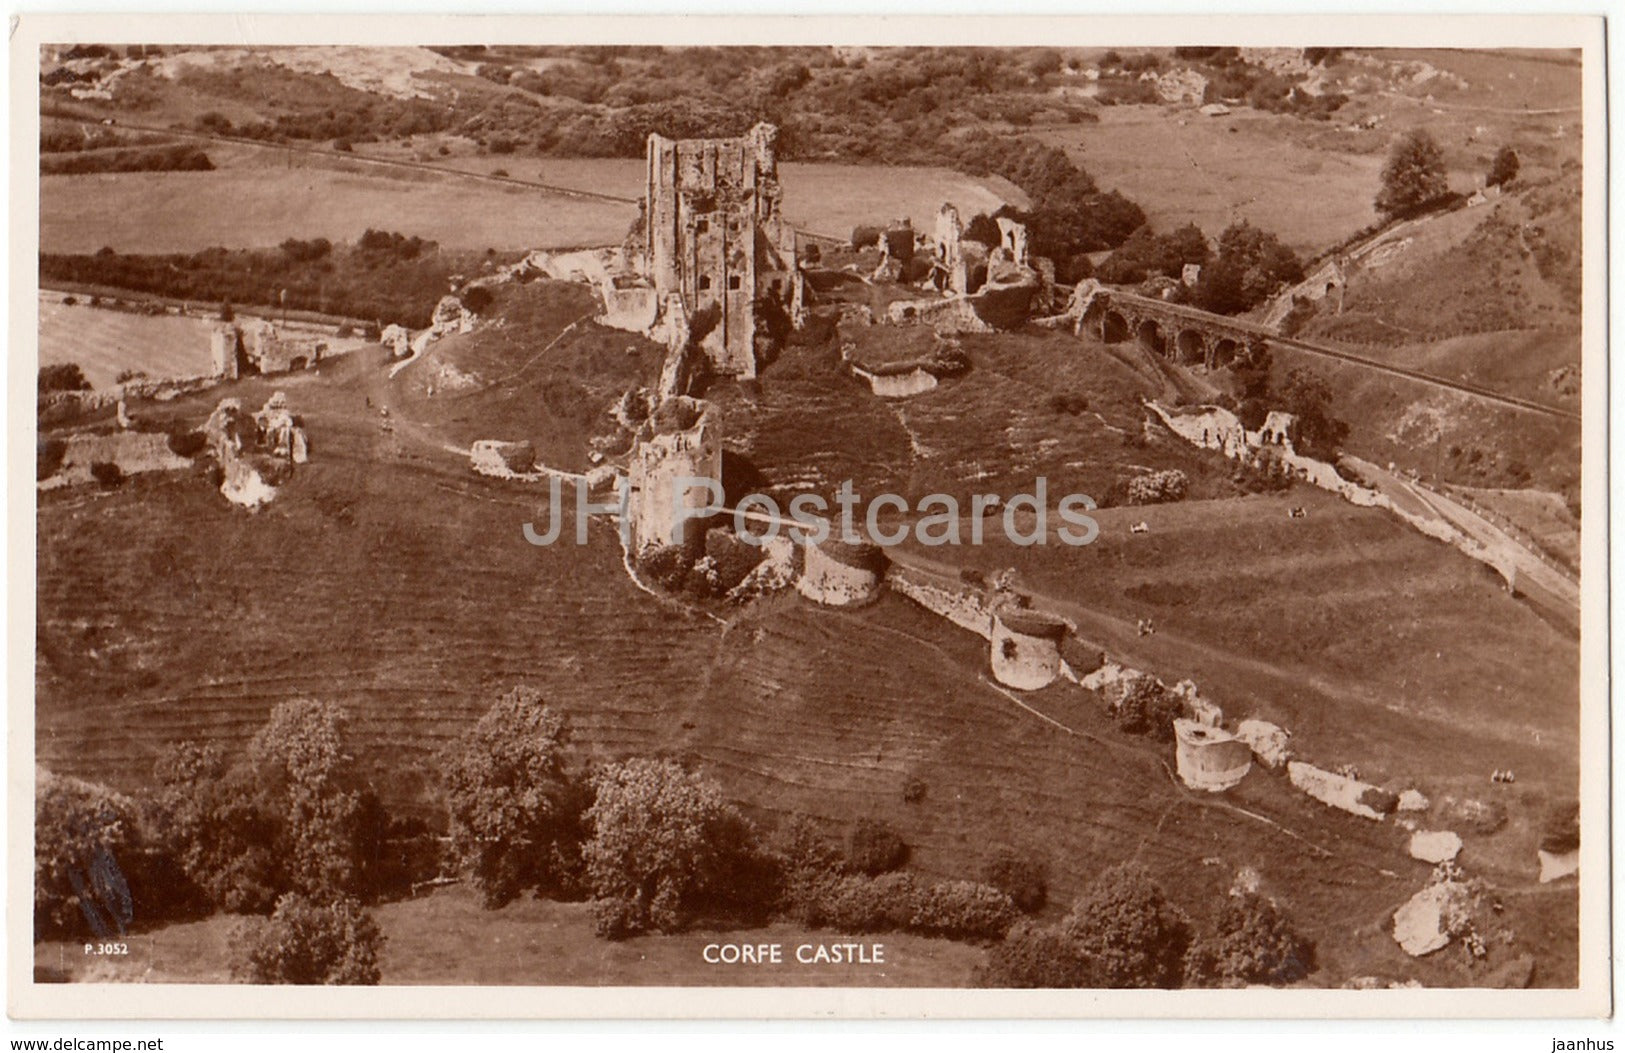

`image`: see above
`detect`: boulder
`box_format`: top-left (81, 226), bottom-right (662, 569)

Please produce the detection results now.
top-left (1237, 719), bottom-right (1292, 769)
top-left (1397, 789), bottom-right (1430, 813)
top-left (1392, 880), bottom-right (1471, 956)
top-left (1537, 848), bottom-right (1579, 884)
top-left (1408, 830), bottom-right (1463, 864)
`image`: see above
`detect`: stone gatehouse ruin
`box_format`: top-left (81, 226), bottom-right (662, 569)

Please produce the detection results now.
top-left (211, 319), bottom-right (328, 380)
top-left (642, 122), bottom-right (803, 378)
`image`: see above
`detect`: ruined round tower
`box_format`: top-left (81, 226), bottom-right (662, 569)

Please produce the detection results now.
top-left (797, 535), bottom-right (887, 608)
top-left (627, 396), bottom-right (721, 555)
top-left (989, 606), bottom-right (1068, 690)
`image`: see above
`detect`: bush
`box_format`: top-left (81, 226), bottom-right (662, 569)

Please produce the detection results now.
top-left (166, 429), bottom-right (208, 458)
top-left (850, 225), bottom-right (881, 250)
top-left (1184, 892), bottom-right (1314, 987)
top-left (460, 285), bottom-right (494, 314)
top-left (37, 438), bottom-right (67, 480)
top-left (847, 819), bottom-right (909, 876)
top-left (1064, 864), bottom-right (1193, 988)
top-left (1539, 799), bottom-right (1580, 854)
top-left (234, 892), bottom-right (383, 985)
top-left (89, 461), bottom-right (124, 488)
top-left (1114, 676), bottom-right (1182, 741)
top-left (1487, 145), bottom-right (1519, 188)
top-left (907, 879), bottom-right (1017, 939)
top-left (39, 362), bottom-right (91, 394)
top-left (441, 687), bottom-right (585, 907)
top-left (1047, 392), bottom-right (1089, 416)
top-left (1124, 469), bottom-right (1188, 505)
top-left (982, 847), bottom-right (1048, 914)
top-left (1357, 786), bottom-right (1400, 816)
top-left (977, 920), bottom-right (1091, 987)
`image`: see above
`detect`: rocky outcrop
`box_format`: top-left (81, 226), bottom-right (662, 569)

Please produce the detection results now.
top-left (1408, 830), bottom-right (1463, 865)
top-left (1288, 761), bottom-right (1389, 821)
top-left (1392, 879), bottom-right (1473, 956)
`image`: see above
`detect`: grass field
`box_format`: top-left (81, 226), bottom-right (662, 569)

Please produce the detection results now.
top-left (36, 887), bottom-right (988, 986)
top-left (40, 138), bottom-right (1024, 255)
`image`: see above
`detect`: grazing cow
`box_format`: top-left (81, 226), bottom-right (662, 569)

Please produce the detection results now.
top-left (1131, 521), bottom-right (1150, 534)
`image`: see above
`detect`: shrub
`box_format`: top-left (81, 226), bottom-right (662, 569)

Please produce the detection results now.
top-left (1124, 469), bottom-right (1188, 505)
top-left (234, 892), bottom-right (383, 985)
top-left (908, 879), bottom-right (1017, 939)
top-left (1114, 676), bottom-right (1183, 741)
top-left (89, 461), bottom-right (124, 488)
top-left (1357, 786), bottom-right (1400, 816)
top-left (850, 225), bottom-right (881, 250)
top-left (1184, 892), bottom-right (1314, 987)
top-left (459, 285), bottom-right (494, 314)
top-left (977, 920), bottom-right (1091, 988)
top-left (37, 438), bottom-right (67, 480)
top-left (901, 777), bottom-right (927, 805)
top-left (166, 429), bottom-right (208, 458)
top-left (1064, 864), bottom-right (1193, 988)
top-left (39, 362), bottom-right (91, 394)
top-left (1539, 799), bottom-right (1580, 854)
top-left (982, 847), bottom-right (1048, 914)
top-left (442, 688), bottom-right (585, 907)
top-left (847, 819), bottom-right (909, 876)
top-left (1047, 392), bottom-right (1089, 416)
top-left (1487, 145), bottom-right (1519, 188)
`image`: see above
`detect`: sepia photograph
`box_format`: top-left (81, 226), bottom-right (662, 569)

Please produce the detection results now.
top-left (8, 12), bottom-right (1609, 1021)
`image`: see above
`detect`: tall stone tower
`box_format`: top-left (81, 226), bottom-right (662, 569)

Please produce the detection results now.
top-left (643, 122), bottom-right (800, 379)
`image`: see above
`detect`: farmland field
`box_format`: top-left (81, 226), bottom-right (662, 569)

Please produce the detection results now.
top-left (40, 139), bottom-right (1023, 254)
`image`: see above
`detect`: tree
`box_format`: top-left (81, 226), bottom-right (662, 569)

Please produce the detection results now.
top-left (1063, 864), bottom-right (1194, 988)
top-left (1277, 367), bottom-right (1349, 459)
top-left (235, 892), bottom-right (384, 985)
top-left (963, 212), bottom-right (1002, 249)
top-left (1184, 891), bottom-right (1315, 986)
top-left (1376, 130), bottom-right (1448, 219)
top-left (35, 774), bottom-right (136, 939)
top-left (1487, 145), bottom-right (1519, 188)
top-left (38, 363), bottom-right (91, 394)
top-left (442, 688), bottom-right (584, 907)
top-left (582, 758), bottom-right (751, 937)
top-left (1114, 676), bottom-right (1183, 740)
top-left (154, 742), bottom-right (284, 913)
top-left (245, 701), bottom-right (367, 899)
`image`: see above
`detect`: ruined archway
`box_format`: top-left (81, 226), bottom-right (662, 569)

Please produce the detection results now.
top-left (1210, 337), bottom-right (1240, 370)
top-left (1102, 310), bottom-right (1130, 344)
top-left (1136, 319), bottom-right (1167, 357)
top-left (1175, 329), bottom-right (1206, 366)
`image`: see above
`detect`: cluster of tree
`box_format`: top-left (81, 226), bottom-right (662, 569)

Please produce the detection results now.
top-left (978, 864), bottom-right (1314, 988)
top-left (42, 144), bottom-right (213, 176)
top-left (439, 692), bottom-right (1031, 944)
top-left (39, 363), bottom-right (91, 394)
top-left (36, 701), bottom-right (399, 984)
top-left (40, 231), bottom-right (481, 329)
top-left (1096, 219), bottom-right (1304, 316)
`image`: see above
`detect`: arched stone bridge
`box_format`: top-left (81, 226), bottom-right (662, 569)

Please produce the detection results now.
top-left (1081, 287), bottom-right (1265, 371)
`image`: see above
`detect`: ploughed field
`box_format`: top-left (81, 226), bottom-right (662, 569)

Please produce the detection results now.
top-left (35, 283), bottom-right (1577, 986)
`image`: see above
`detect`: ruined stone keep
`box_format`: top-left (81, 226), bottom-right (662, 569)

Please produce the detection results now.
top-left (643, 122), bottom-right (800, 379)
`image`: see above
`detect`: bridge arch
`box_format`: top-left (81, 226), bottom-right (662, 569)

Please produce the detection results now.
top-left (1136, 319), bottom-right (1167, 357)
top-left (1210, 337), bottom-right (1241, 369)
top-left (1101, 310), bottom-right (1131, 344)
top-left (1174, 329), bottom-right (1207, 366)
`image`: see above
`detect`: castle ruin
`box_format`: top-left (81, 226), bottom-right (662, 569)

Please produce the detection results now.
top-left (642, 123), bottom-right (802, 379)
